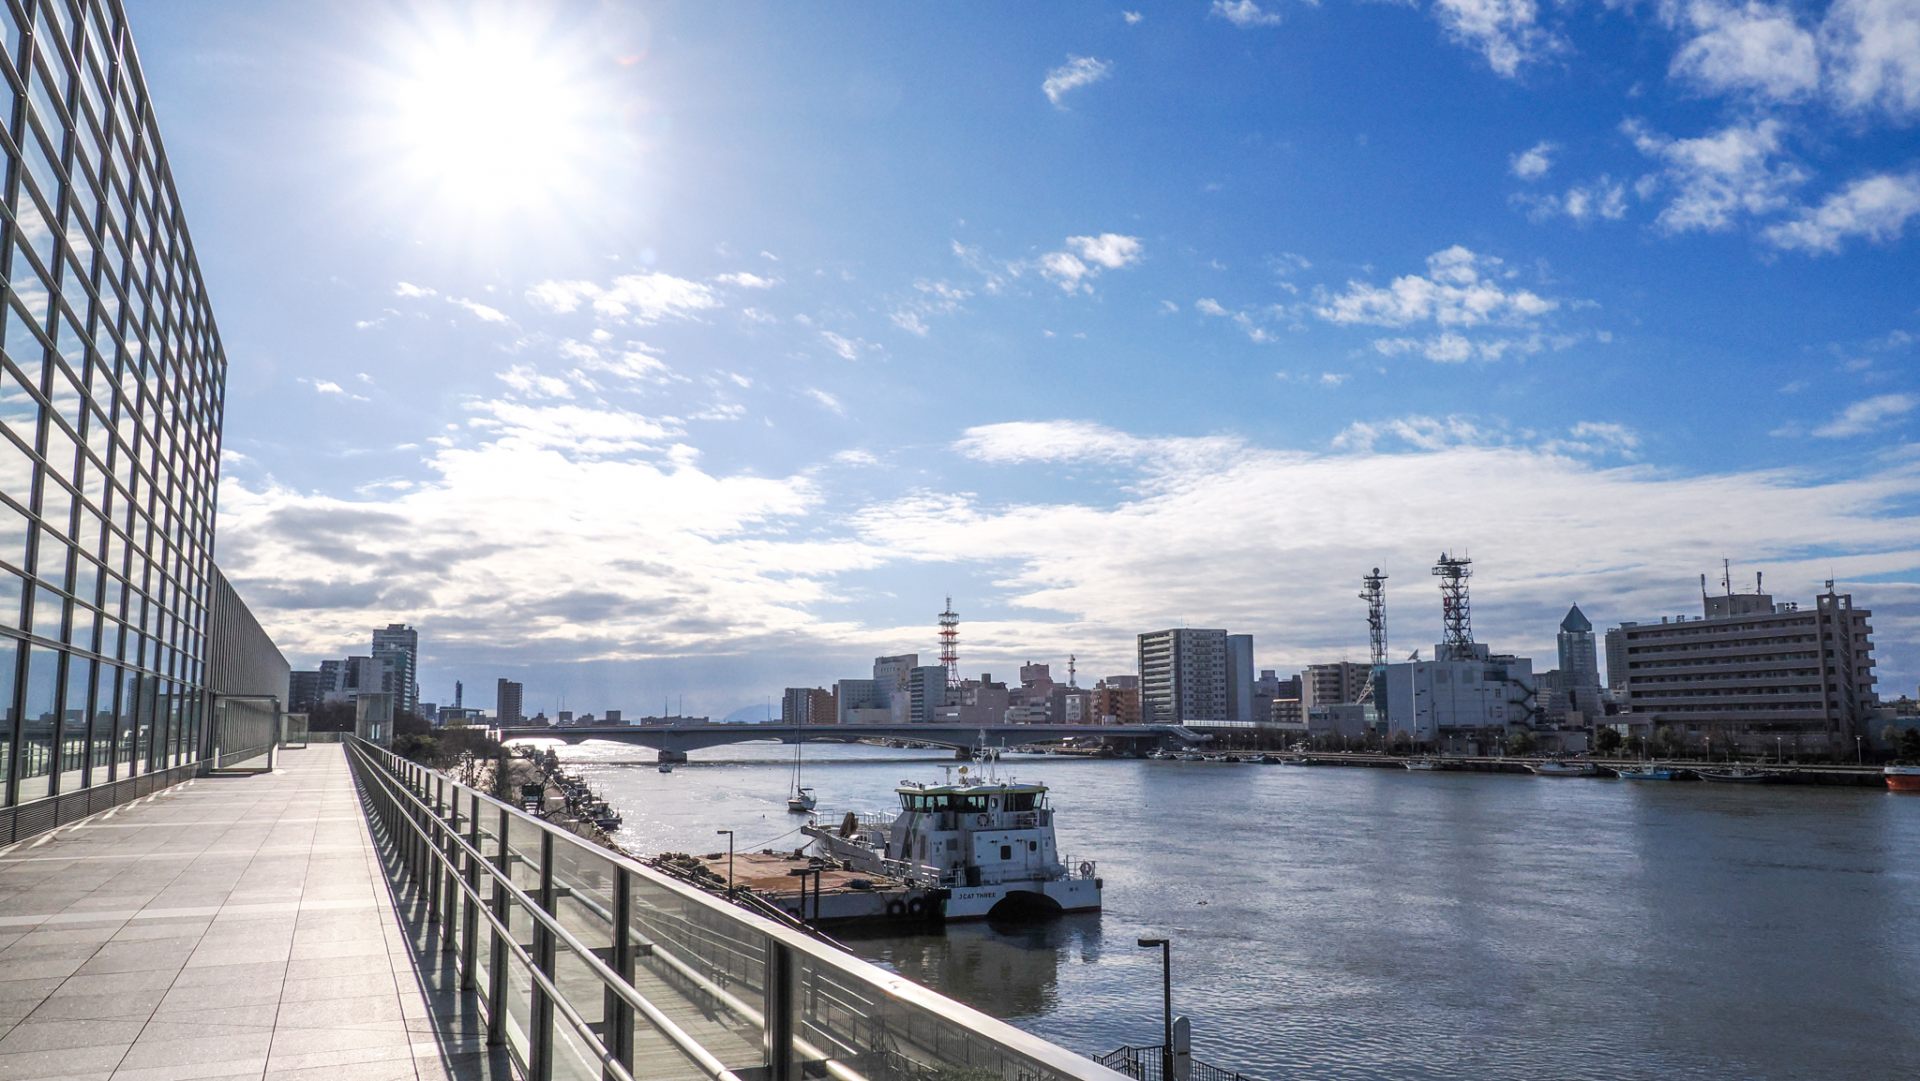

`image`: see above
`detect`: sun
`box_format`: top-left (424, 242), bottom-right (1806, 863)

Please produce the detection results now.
top-left (365, 10), bottom-right (615, 228)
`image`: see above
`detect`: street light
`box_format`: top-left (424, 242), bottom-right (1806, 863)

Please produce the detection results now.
top-left (1776, 736), bottom-right (1783, 765)
top-left (1137, 938), bottom-right (1172, 1081)
top-left (715, 829), bottom-right (735, 895)
top-left (1857, 735), bottom-right (1863, 766)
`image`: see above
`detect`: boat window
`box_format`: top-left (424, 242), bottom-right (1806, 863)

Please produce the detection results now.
top-left (1005, 792), bottom-right (1037, 812)
top-left (1028, 841), bottom-right (1037, 852)
top-left (999, 844), bottom-right (1012, 861)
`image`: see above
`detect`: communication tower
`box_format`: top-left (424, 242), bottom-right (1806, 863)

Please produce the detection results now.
top-left (1432, 552), bottom-right (1473, 656)
top-left (938, 596), bottom-right (960, 688)
top-left (1068, 654), bottom-right (1077, 688)
top-left (1360, 568), bottom-right (1388, 667)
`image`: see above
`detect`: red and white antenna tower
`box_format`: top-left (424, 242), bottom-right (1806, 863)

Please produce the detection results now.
top-left (938, 596), bottom-right (959, 688)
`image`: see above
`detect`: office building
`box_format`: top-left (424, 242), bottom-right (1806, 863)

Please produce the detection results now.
top-left (835, 677), bottom-right (888, 723)
top-left (287, 669), bottom-right (327, 713)
top-left (1225, 633), bottom-right (1255, 723)
top-left (932, 673), bottom-right (1010, 726)
top-left (907, 664), bottom-right (948, 723)
top-left (1557, 605), bottom-right (1599, 688)
top-left (1610, 583), bottom-right (1877, 754)
top-left (496, 678), bottom-right (524, 726)
top-left (1136, 628), bottom-right (1229, 724)
top-left (0, 0), bottom-right (283, 835)
top-left (371, 622), bottom-right (418, 714)
top-left (1381, 644), bottom-right (1536, 749)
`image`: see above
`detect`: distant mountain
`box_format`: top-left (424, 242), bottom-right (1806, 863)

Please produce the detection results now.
top-left (718, 704), bottom-right (778, 725)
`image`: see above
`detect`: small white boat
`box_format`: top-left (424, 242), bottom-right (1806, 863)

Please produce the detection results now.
top-left (1615, 764), bottom-right (1677, 781)
top-left (1528, 760), bottom-right (1600, 777)
top-left (1696, 765), bottom-right (1786, 784)
top-left (1404, 756), bottom-right (1451, 771)
top-left (787, 786), bottom-right (817, 814)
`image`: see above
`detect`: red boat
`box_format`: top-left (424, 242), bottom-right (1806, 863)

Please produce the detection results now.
top-left (1886, 763), bottom-right (1920, 793)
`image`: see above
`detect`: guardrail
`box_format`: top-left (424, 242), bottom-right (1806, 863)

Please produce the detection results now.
top-left (344, 738), bottom-right (1129, 1081)
top-left (1094, 1046), bottom-right (1257, 1081)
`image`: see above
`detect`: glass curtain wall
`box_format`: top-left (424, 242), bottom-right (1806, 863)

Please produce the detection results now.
top-left (0, 0), bottom-right (225, 808)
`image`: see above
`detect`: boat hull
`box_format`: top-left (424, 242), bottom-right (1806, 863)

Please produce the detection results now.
top-left (943, 878), bottom-right (1102, 920)
top-left (1886, 767), bottom-right (1920, 793)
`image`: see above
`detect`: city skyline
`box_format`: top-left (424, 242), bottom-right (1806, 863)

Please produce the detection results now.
top-left (121, 1), bottom-right (1920, 716)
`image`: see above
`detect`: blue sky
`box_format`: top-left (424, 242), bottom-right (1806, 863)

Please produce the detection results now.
top-left (126, 0), bottom-right (1918, 716)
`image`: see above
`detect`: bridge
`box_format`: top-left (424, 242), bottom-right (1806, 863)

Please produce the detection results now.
top-left (492, 721), bottom-right (1209, 761)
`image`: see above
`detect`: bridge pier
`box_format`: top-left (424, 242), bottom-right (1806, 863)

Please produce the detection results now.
top-left (657, 749), bottom-right (688, 764)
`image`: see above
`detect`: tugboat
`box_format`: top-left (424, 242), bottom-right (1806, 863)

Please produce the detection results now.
top-left (1886, 762), bottom-right (1920, 793)
top-left (803, 766), bottom-right (1101, 921)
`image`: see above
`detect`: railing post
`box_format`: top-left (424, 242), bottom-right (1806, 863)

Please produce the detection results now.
top-left (487, 806), bottom-right (510, 1048)
top-left (764, 939), bottom-right (795, 1081)
top-left (462, 791), bottom-right (480, 991)
top-left (604, 868), bottom-right (634, 1081)
top-left (529, 829), bottom-right (556, 1081)
top-left (440, 777), bottom-right (458, 950)
top-left (426, 776), bottom-right (443, 928)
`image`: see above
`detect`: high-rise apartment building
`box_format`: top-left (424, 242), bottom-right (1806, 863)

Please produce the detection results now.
top-left (371, 623), bottom-right (417, 715)
top-left (287, 669), bottom-right (326, 712)
top-left (1225, 633), bottom-right (1255, 723)
top-left (1136, 628), bottom-right (1229, 724)
top-left (1302, 662), bottom-right (1369, 710)
top-left (496, 678), bottom-right (524, 726)
top-left (0, 1), bottom-right (283, 835)
top-left (781, 686), bottom-right (836, 725)
top-left (907, 664), bottom-right (948, 723)
top-left (1611, 585), bottom-right (1877, 753)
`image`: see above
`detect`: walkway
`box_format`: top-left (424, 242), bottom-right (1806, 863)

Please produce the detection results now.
top-left (0, 745), bottom-right (516, 1081)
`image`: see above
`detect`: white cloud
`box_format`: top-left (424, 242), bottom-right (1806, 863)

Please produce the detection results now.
top-left (1212, 1), bottom-right (1285, 29)
top-left (1821, 0), bottom-right (1920, 118)
top-left (1043, 56), bottom-right (1113, 108)
top-left (891, 310), bottom-right (929, 336)
top-left (1510, 141), bottom-right (1555, 180)
top-left (524, 272), bottom-right (720, 323)
top-left (805, 388), bottom-right (846, 415)
top-left (1762, 171), bottom-right (1920, 253)
top-left (1519, 175), bottom-right (1630, 223)
top-left (832, 449), bottom-right (880, 467)
top-left (1124, 10), bottom-right (1145, 24)
top-left (1039, 233), bottom-right (1144, 293)
top-left (1067, 233), bottom-right (1144, 269)
top-left (498, 364), bottom-right (575, 399)
top-left (863, 419), bottom-right (1920, 679)
top-left (1669, 0), bottom-right (1820, 101)
top-left (393, 281), bottom-right (437, 299)
top-left (1317, 246), bottom-right (1558, 329)
top-left (714, 272), bottom-right (778, 289)
top-left (1432, 0), bottom-right (1563, 77)
top-left (1811, 393), bottom-right (1919, 437)
top-left (450, 297), bottom-right (510, 324)
top-left (1626, 117), bottom-right (1806, 233)
top-left (820, 331), bottom-right (863, 360)
top-left (1195, 298), bottom-right (1231, 317)
top-left (298, 376), bottom-right (370, 402)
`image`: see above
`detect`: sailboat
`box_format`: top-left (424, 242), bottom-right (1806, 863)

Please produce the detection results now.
top-left (786, 719), bottom-right (816, 813)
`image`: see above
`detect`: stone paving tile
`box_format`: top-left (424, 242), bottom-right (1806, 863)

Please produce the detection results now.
top-left (0, 747), bottom-right (520, 1081)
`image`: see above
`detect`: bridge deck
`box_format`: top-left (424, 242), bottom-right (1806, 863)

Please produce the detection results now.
top-left (0, 745), bottom-right (513, 1081)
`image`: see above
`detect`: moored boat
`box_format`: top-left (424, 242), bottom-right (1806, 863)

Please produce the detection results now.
top-left (803, 768), bottom-right (1100, 921)
top-left (1884, 762), bottom-right (1920, 793)
top-left (1404, 756), bottom-right (1452, 771)
top-left (1527, 760), bottom-right (1601, 777)
top-left (1695, 765), bottom-right (1786, 784)
top-left (1615, 764), bottom-right (1678, 781)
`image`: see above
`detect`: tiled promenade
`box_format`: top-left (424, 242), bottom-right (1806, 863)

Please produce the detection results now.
top-left (0, 746), bottom-right (516, 1081)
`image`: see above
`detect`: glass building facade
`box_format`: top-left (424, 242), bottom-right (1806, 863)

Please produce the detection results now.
top-left (0, 0), bottom-right (228, 822)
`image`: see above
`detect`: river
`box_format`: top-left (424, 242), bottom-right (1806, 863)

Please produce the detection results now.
top-left (538, 739), bottom-right (1920, 1080)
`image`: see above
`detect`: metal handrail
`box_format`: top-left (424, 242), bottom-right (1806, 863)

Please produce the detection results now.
top-left (346, 742), bottom-right (746, 1081)
top-left (346, 738), bottom-right (1127, 1081)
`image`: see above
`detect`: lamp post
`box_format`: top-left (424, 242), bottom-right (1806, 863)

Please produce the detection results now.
top-left (1137, 937), bottom-right (1172, 1080)
top-left (1776, 736), bottom-right (1783, 765)
top-left (715, 829), bottom-right (735, 895)
top-left (1857, 735), bottom-right (1863, 766)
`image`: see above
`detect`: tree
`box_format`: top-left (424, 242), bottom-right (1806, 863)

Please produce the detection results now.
top-left (306, 700), bottom-right (357, 733)
top-left (1595, 727), bottom-right (1623, 755)
top-left (1508, 729), bottom-right (1538, 756)
top-left (1901, 728), bottom-right (1920, 761)
top-left (1652, 726), bottom-right (1684, 757)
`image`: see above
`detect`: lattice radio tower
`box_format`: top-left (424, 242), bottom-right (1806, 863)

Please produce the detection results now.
top-left (938, 596), bottom-right (960, 688)
top-left (1360, 568), bottom-right (1388, 667)
top-left (1432, 552), bottom-right (1473, 656)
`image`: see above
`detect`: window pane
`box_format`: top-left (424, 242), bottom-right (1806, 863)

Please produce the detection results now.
top-left (115, 668), bottom-right (136, 769)
top-left (61, 654), bottom-right (91, 792)
top-left (29, 583), bottom-right (63, 640)
top-left (18, 646), bottom-right (57, 802)
top-left (0, 500), bottom-right (27, 573)
top-left (0, 636), bottom-right (15, 803)
top-left (90, 661), bottom-right (113, 773)
top-left (0, 571), bottom-right (21, 631)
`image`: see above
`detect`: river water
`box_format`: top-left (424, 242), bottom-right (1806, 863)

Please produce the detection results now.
top-left (539, 740), bottom-right (1920, 1080)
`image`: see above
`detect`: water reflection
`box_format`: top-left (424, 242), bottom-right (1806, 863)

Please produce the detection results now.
top-left (847, 913), bottom-right (1105, 1021)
